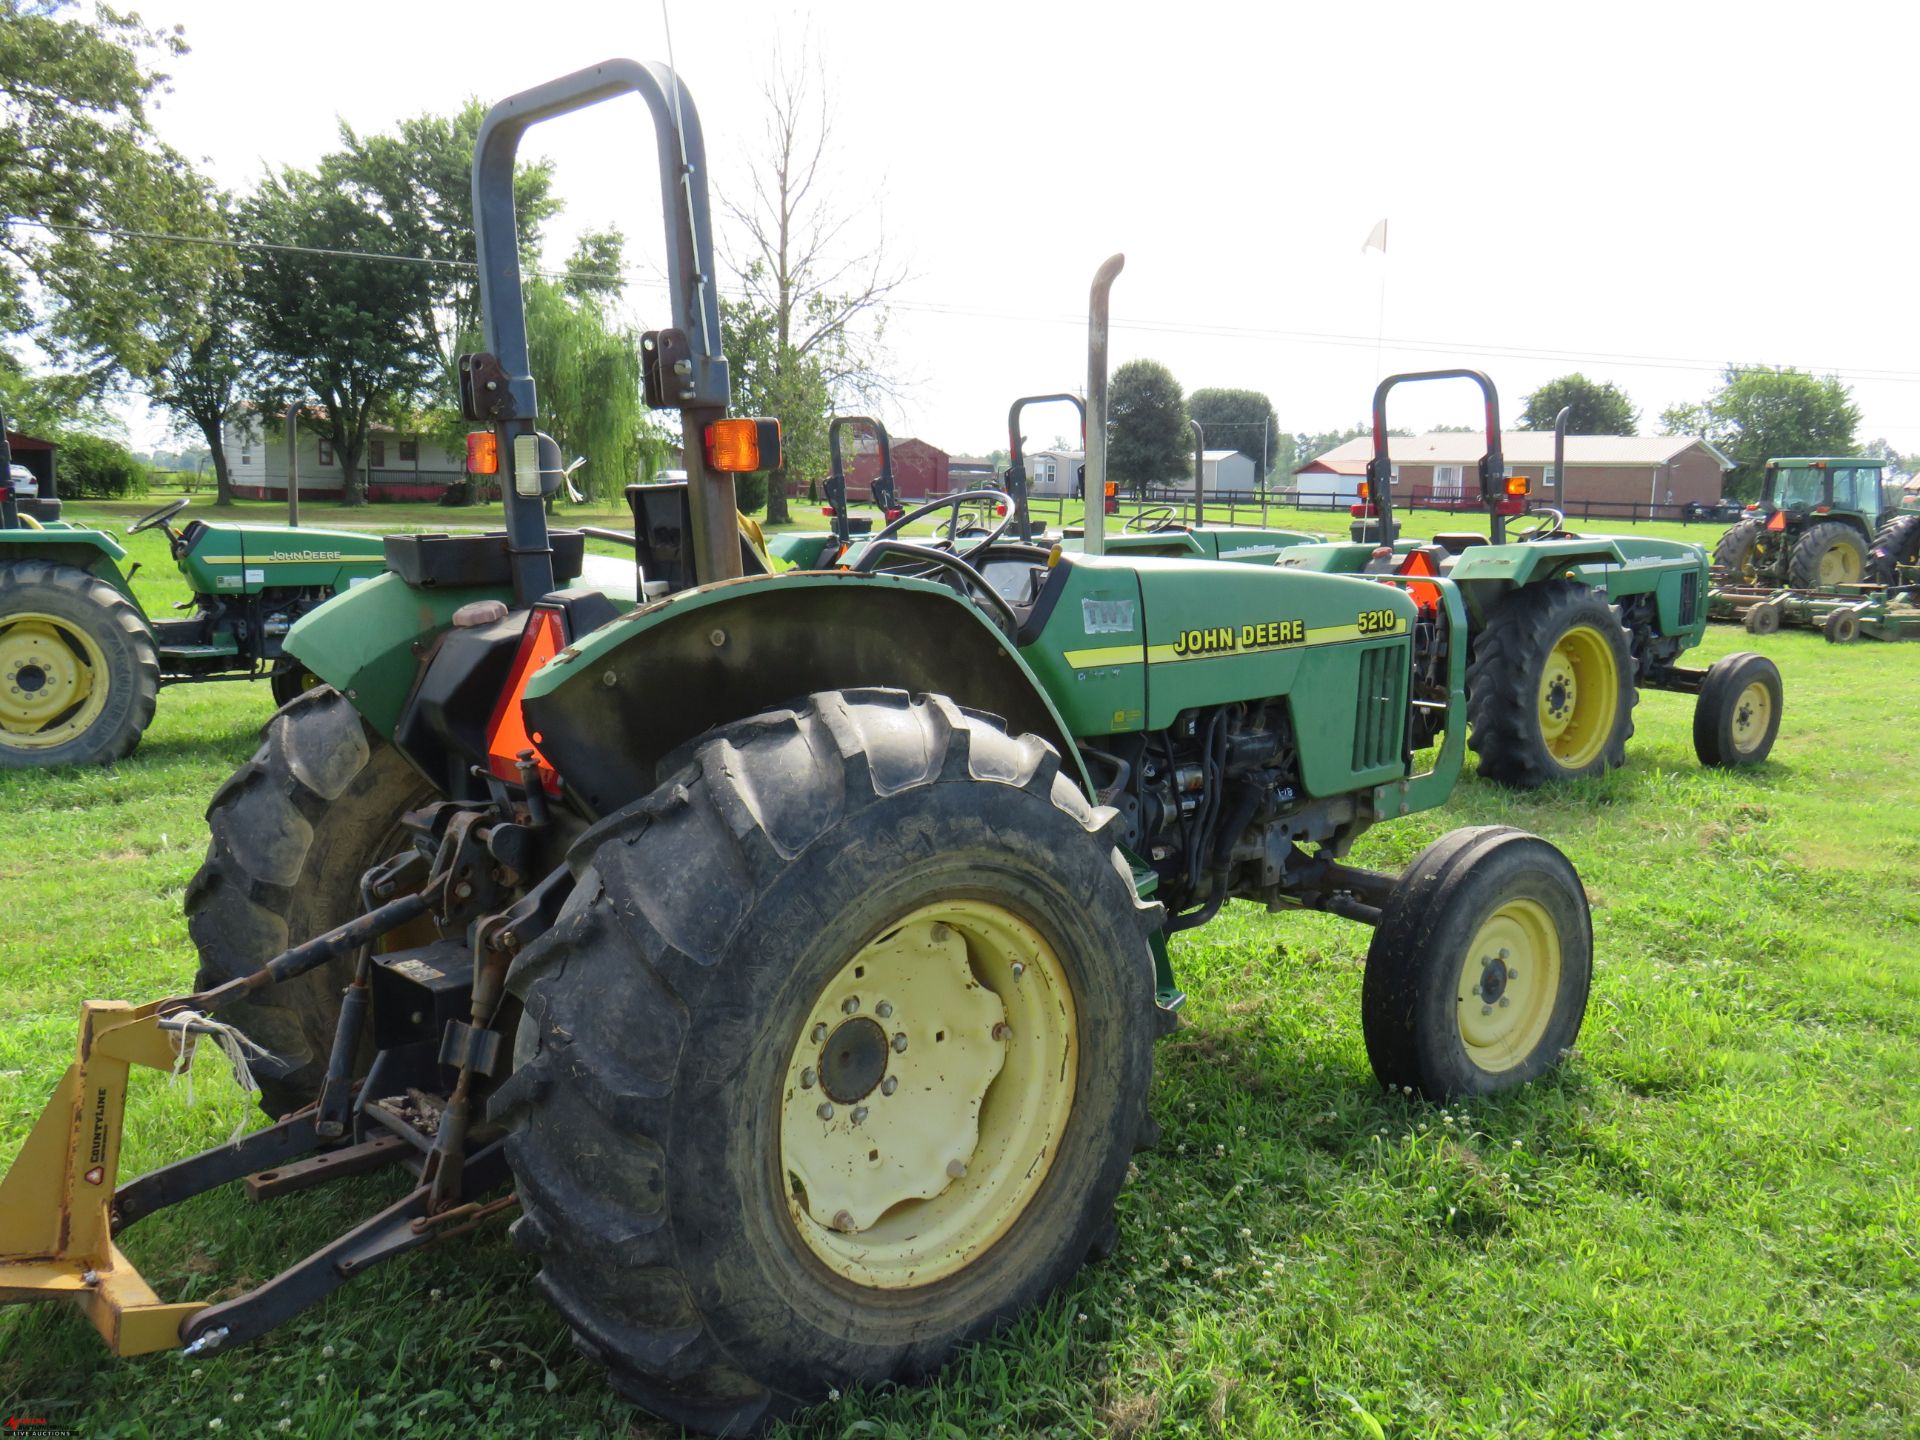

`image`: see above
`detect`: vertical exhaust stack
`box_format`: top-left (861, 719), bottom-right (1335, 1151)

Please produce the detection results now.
top-left (1552, 404), bottom-right (1571, 513)
top-left (1083, 254), bottom-right (1125, 556)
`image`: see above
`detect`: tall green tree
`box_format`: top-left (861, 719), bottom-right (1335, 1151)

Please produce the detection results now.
top-left (1517, 373), bottom-right (1639, 435)
top-left (235, 167), bottom-right (438, 504)
top-left (1682, 365), bottom-right (1861, 499)
top-left (1107, 360), bottom-right (1189, 495)
top-left (337, 101), bottom-right (559, 374)
top-left (146, 249), bottom-right (252, 505)
top-left (1, 1), bottom-right (217, 394)
top-left (1188, 387), bottom-right (1281, 479)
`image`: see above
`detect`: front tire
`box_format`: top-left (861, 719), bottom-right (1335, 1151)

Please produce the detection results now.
top-left (495, 689), bottom-right (1161, 1435)
top-left (1788, 521), bottom-right (1867, 590)
top-left (0, 559), bottom-right (158, 768)
top-left (1466, 581), bottom-right (1636, 789)
top-left (1361, 826), bottom-right (1592, 1100)
top-left (1692, 651), bottom-right (1783, 766)
top-left (185, 687), bottom-right (437, 1116)
top-left (268, 657), bottom-right (323, 707)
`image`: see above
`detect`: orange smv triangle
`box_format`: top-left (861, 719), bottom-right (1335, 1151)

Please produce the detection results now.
top-left (84, 1165), bottom-right (105, 1186)
top-left (1766, 511), bottom-right (1787, 532)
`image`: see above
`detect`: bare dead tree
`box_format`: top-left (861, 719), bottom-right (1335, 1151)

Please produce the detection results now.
top-left (720, 43), bottom-right (907, 522)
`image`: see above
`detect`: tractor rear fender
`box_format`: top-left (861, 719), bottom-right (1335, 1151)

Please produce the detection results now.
top-left (1447, 537), bottom-right (1708, 638)
top-left (0, 531), bottom-right (146, 618)
top-left (522, 572), bottom-right (1090, 820)
top-left (285, 556), bottom-right (637, 741)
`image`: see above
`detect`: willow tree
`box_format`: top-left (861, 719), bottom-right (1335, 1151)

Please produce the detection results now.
top-left (523, 278), bottom-right (671, 504)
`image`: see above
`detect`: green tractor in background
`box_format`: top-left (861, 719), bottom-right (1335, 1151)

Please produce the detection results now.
top-left (0, 426), bottom-right (386, 767)
top-left (1225, 374), bottom-right (1784, 790)
top-left (4, 61), bottom-right (1615, 1434)
top-left (1712, 457), bottom-right (1916, 589)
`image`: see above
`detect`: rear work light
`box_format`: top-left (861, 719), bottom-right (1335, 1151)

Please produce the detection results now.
top-left (466, 431), bottom-right (499, 475)
top-left (703, 417), bottom-right (783, 474)
top-left (485, 605), bottom-right (567, 795)
top-left (1504, 475), bottom-right (1529, 498)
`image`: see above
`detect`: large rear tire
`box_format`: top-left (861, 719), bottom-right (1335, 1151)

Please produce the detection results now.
top-left (1787, 521), bottom-right (1868, 590)
top-left (1466, 581), bottom-right (1636, 789)
top-left (185, 687), bottom-right (437, 1117)
top-left (494, 689), bottom-right (1161, 1435)
top-left (1867, 513), bottom-right (1920, 586)
top-left (1713, 519), bottom-right (1776, 584)
top-left (1361, 826), bottom-right (1592, 1100)
top-left (0, 559), bottom-right (158, 768)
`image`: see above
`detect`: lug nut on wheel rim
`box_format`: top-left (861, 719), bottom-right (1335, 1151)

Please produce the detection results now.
top-left (881, 1075), bottom-right (897, 1095)
top-left (892, 1032), bottom-right (908, 1052)
top-left (800, 1067), bottom-right (816, 1089)
top-left (817, 1102), bottom-right (834, 1120)
top-left (832, 1209), bottom-right (856, 1232)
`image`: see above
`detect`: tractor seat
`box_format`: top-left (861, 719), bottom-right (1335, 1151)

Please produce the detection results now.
top-left (1431, 532), bottom-right (1489, 557)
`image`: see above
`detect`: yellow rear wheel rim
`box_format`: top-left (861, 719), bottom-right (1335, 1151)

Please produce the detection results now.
top-left (1535, 624), bottom-right (1619, 770)
top-left (1455, 898), bottom-right (1563, 1072)
top-left (1729, 680), bottom-right (1771, 754)
top-left (1817, 542), bottom-right (1862, 587)
top-left (779, 899), bottom-right (1076, 1289)
top-left (0, 611), bottom-right (110, 751)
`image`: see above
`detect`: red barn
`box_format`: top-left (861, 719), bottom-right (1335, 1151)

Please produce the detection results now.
top-left (847, 436), bottom-right (953, 501)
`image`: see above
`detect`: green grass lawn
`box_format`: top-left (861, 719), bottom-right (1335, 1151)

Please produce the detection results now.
top-left (3, 515), bottom-right (1918, 1437)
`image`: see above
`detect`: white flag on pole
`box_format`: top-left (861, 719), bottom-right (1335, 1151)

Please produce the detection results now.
top-left (1362, 218), bottom-right (1388, 254)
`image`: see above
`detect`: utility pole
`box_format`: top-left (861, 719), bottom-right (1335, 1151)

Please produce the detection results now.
top-left (284, 403), bottom-right (301, 527)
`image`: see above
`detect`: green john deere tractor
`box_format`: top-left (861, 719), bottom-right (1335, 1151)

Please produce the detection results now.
top-left (1712, 456), bottom-right (1912, 589)
top-left (0, 437), bottom-right (386, 767)
top-left (1265, 377), bottom-right (1783, 789)
top-left (5, 61), bottom-right (1606, 1434)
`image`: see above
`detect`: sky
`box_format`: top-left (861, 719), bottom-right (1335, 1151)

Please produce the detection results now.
top-left (113, 0), bottom-right (1920, 460)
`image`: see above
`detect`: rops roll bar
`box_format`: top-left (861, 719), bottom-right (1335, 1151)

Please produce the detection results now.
top-left (1082, 255), bottom-right (1125, 556)
top-left (1367, 369), bottom-right (1508, 544)
top-left (1005, 394), bottom-right (1086, 542)
top-left (463, 60), bottom-right (733, 605)
top-left (826, 416), bottom-right (894, 544)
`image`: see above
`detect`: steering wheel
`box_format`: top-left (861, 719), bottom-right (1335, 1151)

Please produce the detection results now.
top-left (1511, 507), bottom-right (1566, 542)
top-left (857, 488), bottom-right (1016, 567)
top-left (1124, 504), bottom-right (1181, 533)
top-left (933, 500), bottom-right (997, 543)
top-left (127, 498), bottom-right (190, 536)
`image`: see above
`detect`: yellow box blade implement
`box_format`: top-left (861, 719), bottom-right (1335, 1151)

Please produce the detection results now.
top-left (0, 999), bottom-right (207, 1354)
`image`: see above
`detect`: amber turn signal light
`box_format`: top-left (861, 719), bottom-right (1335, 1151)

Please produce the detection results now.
top-left (703, 417), bottom-right (783, 474)
top-left (466, 431), bottom-right (499, 475)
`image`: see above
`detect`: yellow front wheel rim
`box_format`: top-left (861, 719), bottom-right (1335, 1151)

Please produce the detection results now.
top-left (779, 899), bottom-right (1076, 1289)
top-left (1729, 680), bottom-right (1772, 754)
top-left (1817, 543), bottom-right (1862, 587)
top-left (1455, 898), bottom-right (1563, 1072)
top-left (0, 611), bottom-right (110, 750)
top-left (1536, 624), bottom-right (1620, 769)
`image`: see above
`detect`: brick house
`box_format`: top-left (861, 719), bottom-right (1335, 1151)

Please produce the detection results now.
top-left (1296, 433), bottom-right (1733, 510)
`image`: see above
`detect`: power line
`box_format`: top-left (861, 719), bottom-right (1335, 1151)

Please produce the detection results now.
top-left (13, 213), bottom-right (1920, 389)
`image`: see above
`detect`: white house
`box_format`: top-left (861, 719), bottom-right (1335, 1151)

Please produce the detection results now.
top-left (222, 414), bottom-right (467, 501)
top-left (1023, 448), bottom-right (1085, 498)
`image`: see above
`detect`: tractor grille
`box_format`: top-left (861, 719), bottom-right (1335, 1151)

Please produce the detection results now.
top-left (1679, 570), bottom-right (1700, 626)
top-left (1352, 643), bottom-right (1406, 773)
